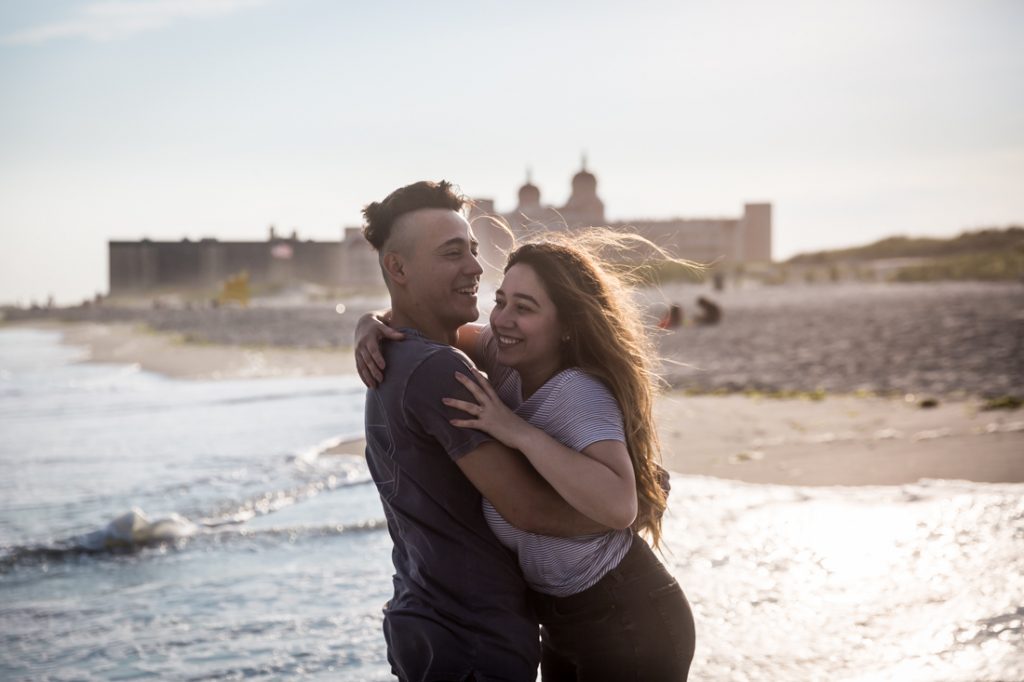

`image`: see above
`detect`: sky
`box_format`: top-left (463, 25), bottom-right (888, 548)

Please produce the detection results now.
top-left (1, 0), bottom-right (1022, 304)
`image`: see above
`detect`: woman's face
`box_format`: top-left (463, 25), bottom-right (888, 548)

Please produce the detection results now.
top-left (489, 263), bottom-right (564, 378)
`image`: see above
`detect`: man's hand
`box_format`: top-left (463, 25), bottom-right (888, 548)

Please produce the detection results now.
top-left (354, 311), bottom-right (404, 388)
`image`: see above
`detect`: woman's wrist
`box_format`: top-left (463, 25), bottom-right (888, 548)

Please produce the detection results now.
top-left (506, 422), bottom-right (544, 458)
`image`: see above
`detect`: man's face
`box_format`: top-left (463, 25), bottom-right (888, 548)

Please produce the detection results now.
top-left (392, 208), bottom-right (483, 330)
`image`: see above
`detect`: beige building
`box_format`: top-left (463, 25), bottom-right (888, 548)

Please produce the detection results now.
top-left (477, 163), bottom-right (772, 265)
top-left (108, 167), bottom-right (771, 294)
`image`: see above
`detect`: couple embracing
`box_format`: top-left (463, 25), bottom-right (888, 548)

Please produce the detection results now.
top-left (354, 180), bottom-right (695, 682)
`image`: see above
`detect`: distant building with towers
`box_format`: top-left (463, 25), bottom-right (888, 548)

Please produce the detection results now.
top-left (484, 160), bottom-right (772, 265)
top-left (107, 163), bottom-right (771, 295)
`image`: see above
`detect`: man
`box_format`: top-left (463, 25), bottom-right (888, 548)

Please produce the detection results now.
top-left (359, 180), bottom-right (603, 681)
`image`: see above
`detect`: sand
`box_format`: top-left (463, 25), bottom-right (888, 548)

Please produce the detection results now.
top-left (10, 318), bottom-right (1019, 487)
top-left (58, 321), bottom-right (355, 380)
top-left (642, 281), bottom-right (1023, 397)
top-left (653, 392), bottom-right (1023, 485)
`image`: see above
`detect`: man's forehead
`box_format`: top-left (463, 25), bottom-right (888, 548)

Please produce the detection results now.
top-left (394, 208), bottom-right (473, 247)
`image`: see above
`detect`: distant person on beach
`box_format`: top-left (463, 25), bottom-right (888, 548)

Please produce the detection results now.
top-left (694, 296), bottom-right (721, 325)
top-left (357, 228), bottom-right (696, 680)
top-left (356, 180), bottom-right (608, 681)
top-left (658, 302), bottom-right (684, 329)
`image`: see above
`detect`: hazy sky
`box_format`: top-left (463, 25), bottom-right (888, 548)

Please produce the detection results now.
top-left (1, 0), bottom-right (1021, 304)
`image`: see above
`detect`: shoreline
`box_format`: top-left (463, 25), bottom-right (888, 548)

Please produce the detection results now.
top-left (10, 320), bottom-right (355, 380)
top-left (6, 319), bottom-right (1022, 487)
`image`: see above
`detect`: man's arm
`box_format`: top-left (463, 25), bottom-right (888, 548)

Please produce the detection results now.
top-left (405, 349), bottom-right (607, 536)
top-left (456, 441), bottom-right (609, 537)
top-left (352, 310), bottom-right (485, 388)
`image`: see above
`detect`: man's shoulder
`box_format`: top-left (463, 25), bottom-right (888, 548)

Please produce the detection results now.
top-left (385, 337), bottom-right (476, 387)
top-left (408, 345), bottom-right (476, 387)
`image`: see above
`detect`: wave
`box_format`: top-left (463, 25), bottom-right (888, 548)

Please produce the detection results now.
top-left (226, 518), bottom-right (388, 541)
top-left (0, 507), bottom-right (197, 569)
top-left (0, 506), bottom-right (386, 572)
top-left (288, 433), bottom-right (364, 466)
top-left (196, 464), bottom-right (374, 528)
top-left (0, 447), bottom-right (377, 572)
top-left (0, 450), bottom-right (377, 572)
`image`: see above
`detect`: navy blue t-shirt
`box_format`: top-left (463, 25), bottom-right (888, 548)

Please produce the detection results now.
top-left (364, 328), bottom-right (539, 681)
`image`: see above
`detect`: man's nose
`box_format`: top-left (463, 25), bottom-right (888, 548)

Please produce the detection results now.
top-left (465, 253), bottom-right (484, 276)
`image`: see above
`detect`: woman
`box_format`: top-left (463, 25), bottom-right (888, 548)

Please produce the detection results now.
top-left (357, 235), bottom-right (696, 681)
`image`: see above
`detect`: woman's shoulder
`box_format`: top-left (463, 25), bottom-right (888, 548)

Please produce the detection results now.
top-left (547, 368), bottom-right (615, 401)
top-left (535, 368), bottom-right (626, 442)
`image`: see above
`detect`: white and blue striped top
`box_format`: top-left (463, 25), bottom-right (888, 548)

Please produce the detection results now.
top-left (477, 327), bottom-right (633, 597)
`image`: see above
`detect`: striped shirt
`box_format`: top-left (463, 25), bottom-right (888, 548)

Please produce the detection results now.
top-left (477, 327), bottom-right (633, 597)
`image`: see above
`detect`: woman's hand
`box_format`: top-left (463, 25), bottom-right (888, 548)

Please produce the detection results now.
top-left (444, 366), bottom-right (530, 448)
top-left (447, 366), bottom-right (638, 530)
top-left (354, 311), bottom-right (405, 388)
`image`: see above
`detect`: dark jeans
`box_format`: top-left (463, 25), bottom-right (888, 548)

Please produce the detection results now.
top-left (383, 607), bottom-right (538, 682)
top-left (529, 535), bottom-right (695, 682)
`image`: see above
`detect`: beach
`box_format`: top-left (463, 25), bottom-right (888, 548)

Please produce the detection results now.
top-left (3, 282), bottom-right (1023, 680)
top-left (7, 281), bottom-right (1022, 487)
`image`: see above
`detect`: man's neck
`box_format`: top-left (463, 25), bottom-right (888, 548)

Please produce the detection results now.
top-left (389, 308), bottom-right (458, 346)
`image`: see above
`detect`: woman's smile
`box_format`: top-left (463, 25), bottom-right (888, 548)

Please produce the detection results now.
top-left (489, 263), bottom-right (565, 397)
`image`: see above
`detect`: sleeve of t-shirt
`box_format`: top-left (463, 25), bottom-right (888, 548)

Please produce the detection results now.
top-left (403, 348), bottom-right (495, 461)
top-left (543, 371), bottom-right (627, 452)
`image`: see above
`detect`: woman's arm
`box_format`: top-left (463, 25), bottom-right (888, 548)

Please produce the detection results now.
top-left (353, 310), bottom-right (487, 388)
top-left (444, 367), bottom-right (638, 530)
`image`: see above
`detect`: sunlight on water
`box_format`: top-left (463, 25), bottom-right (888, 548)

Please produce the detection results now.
top-left (661, 477), bottom-right (1024, 681)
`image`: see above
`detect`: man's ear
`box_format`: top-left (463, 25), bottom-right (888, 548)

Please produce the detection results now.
top-left (382, 252), bottom-right (407, 284)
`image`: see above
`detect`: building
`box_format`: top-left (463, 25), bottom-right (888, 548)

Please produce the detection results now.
top-left (107, 166), bottom-right (771, 295)
top-left (489, 162), bottom-right (772, 265)
top-left (107, 226), bottom-right (376, 296)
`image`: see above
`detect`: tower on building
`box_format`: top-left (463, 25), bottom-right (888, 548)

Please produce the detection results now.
top-left (516, 168), bottom-right (541, 212)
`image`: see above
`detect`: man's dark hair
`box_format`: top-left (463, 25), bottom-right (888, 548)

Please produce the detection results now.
top-left (362, 180), bottom-right (467, 250)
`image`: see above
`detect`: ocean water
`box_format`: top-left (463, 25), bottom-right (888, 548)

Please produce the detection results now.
top-left (1, 328), bottom-right (1022, 681)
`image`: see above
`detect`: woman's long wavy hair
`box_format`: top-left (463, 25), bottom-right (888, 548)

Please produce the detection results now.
top-left (504, 231), bottom-right (701, 548)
